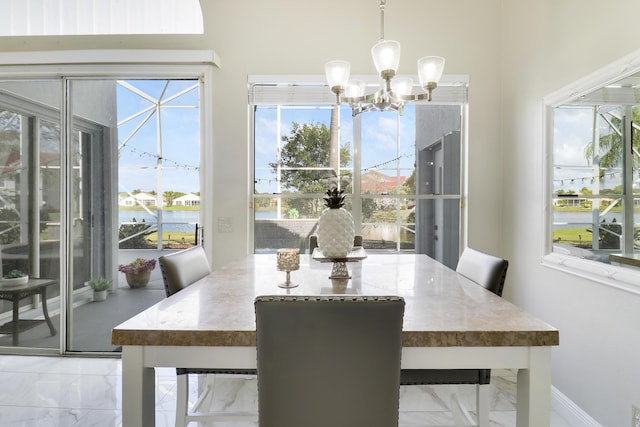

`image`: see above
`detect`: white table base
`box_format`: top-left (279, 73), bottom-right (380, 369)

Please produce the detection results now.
top-left (121, 344), bottom-right (551, 427)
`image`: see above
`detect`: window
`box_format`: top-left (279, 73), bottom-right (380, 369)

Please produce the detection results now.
top-left (0, 0), bottom-right (203, 36)
top-left (250, 76), bottom-right (468, 269)
top-left (117, 79), bottom-right (202, 251)
top-left (544, 50), bottom-right (640, 290)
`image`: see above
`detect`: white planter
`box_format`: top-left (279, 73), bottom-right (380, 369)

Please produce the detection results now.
top-left (93, 290), bottom-right (108, 302)
top-left (1, 275), bottom-right (29, 287)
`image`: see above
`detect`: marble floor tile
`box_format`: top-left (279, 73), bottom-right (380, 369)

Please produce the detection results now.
top-left (0, 355), bottom-right (572, 427)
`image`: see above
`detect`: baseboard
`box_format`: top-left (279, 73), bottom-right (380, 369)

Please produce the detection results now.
top-left (551, 385), bottom-right (602, 427)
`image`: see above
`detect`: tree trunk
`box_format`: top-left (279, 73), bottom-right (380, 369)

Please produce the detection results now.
top-left (329, 104), bottom-right (340, 189)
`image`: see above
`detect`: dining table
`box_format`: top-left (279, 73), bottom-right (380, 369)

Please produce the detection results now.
top-left (112, 253), bottom-right (559, 427)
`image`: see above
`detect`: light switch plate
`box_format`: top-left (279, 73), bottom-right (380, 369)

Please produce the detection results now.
top-left (217, 217), bottom-right (233, 233)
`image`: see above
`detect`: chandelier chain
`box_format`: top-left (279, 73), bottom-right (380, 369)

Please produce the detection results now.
top-left (379, 0), bottom-right (386, 41)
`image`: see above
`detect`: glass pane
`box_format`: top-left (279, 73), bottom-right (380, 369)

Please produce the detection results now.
top-left (552, 196), bottom-right (624, 261)
top-left (634, 110), bottom-right (640, 196)
top-left (552, 103), bottom-right (639, 263)
top-left (63, 79), bottom-right (201, 352)
top-left (554, 106), bottom-right (623, 196)
top-left (361, 110), bottom-right (400, 195)
top-left (414, 198), bottom-right (460, 269)
top-left (67, 80), bottom-right (116, 351)
top-left (635, 198), bottom-right (640, 250)
top-left (255, 105), bottom-right (353, 195)
top-left (117, 79), bottom-right (201, 251)
top-left (361, 196), bottom-right (412, 251)
top-left (254, 196), bottom-right (323, 253)
top-left (0, 81), bottom-right (62, 349)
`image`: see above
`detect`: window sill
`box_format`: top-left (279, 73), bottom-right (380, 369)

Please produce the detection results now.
top-left (542, 253), bottom-right (640, 296)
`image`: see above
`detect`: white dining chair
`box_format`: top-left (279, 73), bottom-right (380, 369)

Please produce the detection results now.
top-left (159, 246), bottom-right (257, 427)
top-left (400, 247), bottom-right (509, 427)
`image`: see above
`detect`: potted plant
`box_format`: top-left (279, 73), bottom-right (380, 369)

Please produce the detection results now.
top-left (87, 277), bottom-right (111, 301)
top-left (2, 269), bottom-right (29, 286)
top-left (118, 258), bottom-right (156, 288)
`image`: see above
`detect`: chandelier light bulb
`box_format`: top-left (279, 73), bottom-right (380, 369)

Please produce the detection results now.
top-left (345, 79), bottom-right (366, 98)
top-left (371, 39), bottom-right (401, 78)
top-left (325, 60), bottom-right (351, 94)
top-left (391, 77), bottom-right (413, 96)
top-left (417, 56), bottom-right (445, 88)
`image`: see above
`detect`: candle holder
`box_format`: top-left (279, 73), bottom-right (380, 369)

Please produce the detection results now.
top-left (277, 248), bottom-right (300, 288)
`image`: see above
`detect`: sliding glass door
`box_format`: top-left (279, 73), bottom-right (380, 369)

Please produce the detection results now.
top-left (0, 80), bottom-right (62, 349)
top-left (0, 76), bottom-right (203, 354)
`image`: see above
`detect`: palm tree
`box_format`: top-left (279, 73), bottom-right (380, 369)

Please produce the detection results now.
top-left (583, 106), bottom-right (640, 173)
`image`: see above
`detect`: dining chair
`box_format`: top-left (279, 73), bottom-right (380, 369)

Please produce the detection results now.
top-left (158, 246), bottom-right (257, 427)
top-left (400, 247), bottom-right (508, 427)
top-left (255, 295), bottom-right (405, 427)
top-left (309, 234), bottom-right (363, 253)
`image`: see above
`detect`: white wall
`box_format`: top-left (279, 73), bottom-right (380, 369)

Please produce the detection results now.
top-left (0, 0), bottom-right (504, 264)
top-left (202, 0), bottom-right (504, 267)
top-left (500, 1), bottom-right (640, 425)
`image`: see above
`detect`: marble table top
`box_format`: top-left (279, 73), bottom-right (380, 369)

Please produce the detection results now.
top-left (112, 254), bottom-right (559, 348)
top-left (609, 253), bottom-right (640, 268)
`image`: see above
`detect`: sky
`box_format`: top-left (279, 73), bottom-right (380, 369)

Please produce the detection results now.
top-left (117, 80), bottom-right (201, 195)
top-left (254, 104), bottom-right (418, 194)
top-left (553, 106), bottom-right (624, 194)
top-left (116, 80), bottom-right (450, 198)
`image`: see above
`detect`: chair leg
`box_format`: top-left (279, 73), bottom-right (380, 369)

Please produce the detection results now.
top-left (175, 374), bottom-right (189, 427)
top-left (450, 386), bottom-right (475, 426)
top-left (476, 383), bottom-right (491, 427)
top-left (191, 374), bottom-right (215, 414)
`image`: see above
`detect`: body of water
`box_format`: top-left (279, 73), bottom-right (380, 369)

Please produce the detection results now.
top-left (119, 210), bottom-right (200, 233)
top-left (553, 211), bottom-right (624, 229)
top-left (255, 210), bottom-right (278, 219)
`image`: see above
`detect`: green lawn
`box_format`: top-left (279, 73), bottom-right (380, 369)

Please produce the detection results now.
top-left (553, 228), bottom-right (593, 245)
top-left (146, 231), bottom-right (196, 245)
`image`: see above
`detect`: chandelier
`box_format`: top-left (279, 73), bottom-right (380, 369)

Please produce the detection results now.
top-left (324, 0), bottom-right (445, 116)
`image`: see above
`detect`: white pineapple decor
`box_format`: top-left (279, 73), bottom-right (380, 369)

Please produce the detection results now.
top-left (317, 188), bottom-right (355, 258)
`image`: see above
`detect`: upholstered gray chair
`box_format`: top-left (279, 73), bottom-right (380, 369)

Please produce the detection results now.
top-left (400, 247), bottom-right (508, 427)
top-left (159, 246), bottom-right (256, 427)
top-left (159, 245), bottom-right (211, 297)
top-left (309, 234), bottom-right (363, 253)
top-left (255, 295), bottom-right (405, 427)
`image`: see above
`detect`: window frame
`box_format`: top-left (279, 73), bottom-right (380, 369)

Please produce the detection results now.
top-left (542, 49), bottom-right (640, 295)
top-left (248, 74), bottom-right (469, 259)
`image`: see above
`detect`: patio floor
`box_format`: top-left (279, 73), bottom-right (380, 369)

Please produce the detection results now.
top-left (0, 278), bottom-right (166, 352)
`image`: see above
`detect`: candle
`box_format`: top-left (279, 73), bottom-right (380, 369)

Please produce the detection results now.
top-left (277, 248), bottom-right (300, 272)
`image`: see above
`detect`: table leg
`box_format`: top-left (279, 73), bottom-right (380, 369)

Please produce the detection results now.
top-left (121, 346), bottom-right (155, 426)
top-left (12, 297), bottom-right (19, 346)
top-left (516, 346), bottom-right (552, 427)
top-left (40, 288), bottom-right (57, 336)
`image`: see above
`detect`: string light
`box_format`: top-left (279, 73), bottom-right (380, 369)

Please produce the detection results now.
top-left (553, 169), bottom-right (624, 185)
top-left (255, 151), bottom-right (415, 187)
top-left (120, 146), bottom-right (199, 171)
